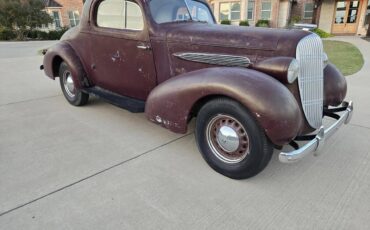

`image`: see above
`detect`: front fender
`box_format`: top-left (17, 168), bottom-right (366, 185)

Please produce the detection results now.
top-left (145, 67), bottom-right (303, 146)
top-left (43, 41), bottom-right (89, 88)
top-left (324, 63), bottom-right (347, 106)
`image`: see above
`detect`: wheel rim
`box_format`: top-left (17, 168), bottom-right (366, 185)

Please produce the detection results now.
top-left (63, 70), bottom-right (76, 98)
top-left (206, 114), bottom-right (250, 164)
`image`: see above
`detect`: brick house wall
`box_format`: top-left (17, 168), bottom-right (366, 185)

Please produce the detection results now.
top-left (255, 0), bottom-right (281, 27)
top-left (44, 0), bottom-right (84, 30)
top-left (207, 0), bottom-right (324, 28)
top-left (208, 0), bottom-right (284, 27)
top-left (290, 0), bottom-right (316, 24)
top-left (56, 0), bottom-right (84, 28)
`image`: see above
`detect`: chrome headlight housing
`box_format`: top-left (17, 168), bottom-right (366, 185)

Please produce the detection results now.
top-left (252, 57), bottom-right (300, 84)
top-left (287, 59), bottom-right (300, 83)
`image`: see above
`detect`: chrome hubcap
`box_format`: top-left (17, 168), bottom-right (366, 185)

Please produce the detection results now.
top-left (63, 71), bottom-right (76, 98)
top-left (216, 126), bottom-right (239, 153)
top-left (206, 114), bottom-right (250, 164)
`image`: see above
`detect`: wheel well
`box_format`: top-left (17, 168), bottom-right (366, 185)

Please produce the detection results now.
top-left (52, 56), bottom-right (63, 77)
top-left (190, 95), bottom-right (276, 146)
top-left (189, 95), bottom-right (231, 122)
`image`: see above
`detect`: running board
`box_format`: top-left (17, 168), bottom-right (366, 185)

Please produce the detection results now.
top-left (83, 87), bottom-right (145, 113)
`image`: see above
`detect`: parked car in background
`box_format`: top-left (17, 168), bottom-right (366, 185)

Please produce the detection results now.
top-left (41, 0), bottom-right (353, 179)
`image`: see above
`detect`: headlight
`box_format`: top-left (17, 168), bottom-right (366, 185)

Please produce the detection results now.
top-left (287, 59), bottom-right (299, 83)
top-left (323, 53), bottom-right (329, 68)
top-left (252, 57), bottom-right (300, 84)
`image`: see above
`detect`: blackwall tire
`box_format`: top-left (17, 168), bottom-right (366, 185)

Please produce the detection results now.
top-left (59, 62), bottom-right (89, 106)
top-left (195, 97), bottom-right (273, 179)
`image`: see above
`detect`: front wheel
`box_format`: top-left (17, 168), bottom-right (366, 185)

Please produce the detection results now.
top-left (59, 62), bottom-right (89, 106)
top-left (195, 98), bottom-right (273, 179)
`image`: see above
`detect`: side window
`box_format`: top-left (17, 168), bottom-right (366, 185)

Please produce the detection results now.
top-left (219, 2), bottom-right (241, 21)
top-left (247, 1), bottom-right (255, 21)
top-left (126, 1), bottom-right (144, 30)
top-left (52, 11), bottom-right (62, 29)
top-left (96, 0), bottom-right (144, 30)
top-left (68, 11), bottom-right (80, 27)
top-left (303, 3), bottom-right (314, 19)
top-left (261, 1), bottom-right (272, 20)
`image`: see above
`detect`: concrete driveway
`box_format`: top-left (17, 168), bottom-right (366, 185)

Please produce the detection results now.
top-left (0, 38), bottom-right (369, 230)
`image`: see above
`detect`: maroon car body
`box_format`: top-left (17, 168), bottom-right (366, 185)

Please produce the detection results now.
top-left (42, 0), bottom-right (353, 179)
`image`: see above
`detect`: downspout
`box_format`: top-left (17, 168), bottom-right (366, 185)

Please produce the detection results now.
top-left (367, 0), bottom-right (370, 36)
top-left (313, 0), bottom-right (323, 25)
top-left (276, 0), bottom-right (281, 28)
top-left (287, 0), bottom-right (294, 27)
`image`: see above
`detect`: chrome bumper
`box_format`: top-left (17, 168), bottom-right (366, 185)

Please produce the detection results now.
top-left (279, 101), bottom-right (353, 163)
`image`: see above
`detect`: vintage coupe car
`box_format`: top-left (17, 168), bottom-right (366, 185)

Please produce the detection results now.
top-left (41, 0), bottom-right (353, 179)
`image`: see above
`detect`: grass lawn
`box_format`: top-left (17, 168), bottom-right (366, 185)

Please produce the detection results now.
top-left (323, 40), bottom-right (364, 76)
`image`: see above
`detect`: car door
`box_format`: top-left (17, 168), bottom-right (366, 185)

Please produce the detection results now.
top-left (88, 0), bottom-right (157, 100)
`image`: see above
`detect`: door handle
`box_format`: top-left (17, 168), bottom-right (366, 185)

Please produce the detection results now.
top-left (137, 44), bottom-right (151, 50)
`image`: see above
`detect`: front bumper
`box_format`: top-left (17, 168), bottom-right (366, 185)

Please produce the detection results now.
top-left (279, 101), bottom-right (353, 163)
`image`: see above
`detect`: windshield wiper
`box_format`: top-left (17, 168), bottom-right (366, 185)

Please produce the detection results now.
top-left (174, 19), bottom-right (208, 24)
top-left (192, 19), bottom-right (208, 23)
top-left (183, 0), bottom-right (194, 21)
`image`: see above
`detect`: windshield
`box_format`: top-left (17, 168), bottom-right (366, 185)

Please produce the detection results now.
top-left (149, 0), bottom-right (215, 24)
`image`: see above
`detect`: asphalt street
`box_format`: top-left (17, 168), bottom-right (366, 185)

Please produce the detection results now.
top-left (0, 38), bottom-right (369, 229)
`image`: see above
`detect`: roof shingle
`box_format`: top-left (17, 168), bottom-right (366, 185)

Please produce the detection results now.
top-left (43, 0), bottom-right (62, 8)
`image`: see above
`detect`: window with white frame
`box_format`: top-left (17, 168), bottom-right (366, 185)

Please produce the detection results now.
top-left (261, 1), bottom-right (271, 20)
top-left (247, 0), bottom-right (255, 20)
top-left (219, 2), bottom-right (241, 21)
top-left (52, 11), bottom-right (61, 29)
top-left (68, 11), bottom-right (80, 27)
top-left (303, 3), bottom-right (314, 19)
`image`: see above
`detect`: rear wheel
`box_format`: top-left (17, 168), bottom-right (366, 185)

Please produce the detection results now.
top-left (195, 98), bottom-right (273, 179)
top-left (59, 62), bottom-right (89, 106)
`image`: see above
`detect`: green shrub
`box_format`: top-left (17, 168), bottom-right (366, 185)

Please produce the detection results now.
top-left (256, 20), bottom-right (270, 27)
top-left (220, 19), bottom-right (231, 25)
top-left (35, 28), bottom-right (68, 40)
top-left (239, 20), bottom-right (249, 26)
top-left (37, 31), bottom-right (49, 40)
top-left (0, 27), bottom-right (68, 41)
top-left (27, 30), bottom-right (39, 39)
top-left (312, 28), bottom-right (333, 38)
top-left (47, 28), bottom-right (68, 40)
top-left (290, 15), bottom-right (301, 25)
top-left (0, 27), bottom-right (16, 40)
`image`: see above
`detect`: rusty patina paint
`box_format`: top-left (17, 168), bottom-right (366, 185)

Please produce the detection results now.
top-left (42, 0), bottom-right (348, 145)
top-left (324, 64), bottom-right (347, 106)
top-left (43, 41), bottom-right (89, 88)
top-left (145, 67), bottom-right (303, 146)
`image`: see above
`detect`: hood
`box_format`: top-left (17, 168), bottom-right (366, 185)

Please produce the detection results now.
top-left (165, 23), bottom-right (310, 57)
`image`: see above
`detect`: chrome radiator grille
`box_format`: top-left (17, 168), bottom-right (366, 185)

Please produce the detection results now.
top-left (296, 34), bottom-right (324, 129)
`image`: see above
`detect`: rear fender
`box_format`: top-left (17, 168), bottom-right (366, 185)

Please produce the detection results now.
top-left (145, 67), bottom-right (303, 146)
top-left (43, 41), bottom-right (89, 88)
